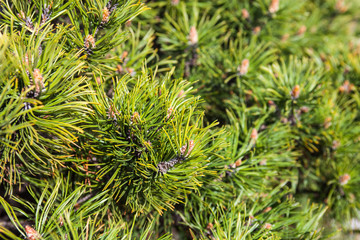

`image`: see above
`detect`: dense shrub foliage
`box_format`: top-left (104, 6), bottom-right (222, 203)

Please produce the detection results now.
top-left (1, 0), bottom-right (360, 239)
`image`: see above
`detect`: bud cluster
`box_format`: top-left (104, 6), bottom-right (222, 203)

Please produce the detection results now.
top-left (238, 59), bottom-right (249, 76)
top-left (180, 140), bottom-right (195, 157)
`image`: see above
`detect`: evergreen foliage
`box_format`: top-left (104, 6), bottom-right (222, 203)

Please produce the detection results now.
top-left (0, 0), bottom-right (360, 239)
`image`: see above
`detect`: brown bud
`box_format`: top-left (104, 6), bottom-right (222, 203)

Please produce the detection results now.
top-left (300, 106), bottom-right (309, 113)
top-left (102, 7), bottom-right (110, 23)
top-left (281, 33), bottom-right (290, 42)
top-left (339, 173), bottom-right (350, 185)
top-left (339, 85), bottom-right (345, 93)
top-left (250, 128), bottom-right (258, 141)
top-left (241, 9), bottom-right (250, 19)
top-left (180, 140), bottom-right (195, 157)
top-left (131, 112), bottom-right (140, 124)
top-left (291, 85), bottom-right (300, 99)
top-left (125, 20), bottom-right (132, 27)
top-left (269, 0), bottom-right (279, 13)
top-left (84, 35), bottom-right (96, 49)
top-left (167, 107), bottom-right (174, 119)
top-left (126, 67), bottom-right (136, 77)
top-left (260, 193), bottom-right (269, 198)
top-left (229, 163), bottom-right (236, 169)
top-left (171, 0), bottom-right (180, 5)
top-left (25, 226), bottom-right (41, 240)
top-left (178, 90), bottom-right (185, 98)
top-left (188, 26), bottom-right (198, 45)
top-left (297, 25), bottom-right (307, 36)
top-left (263, 207), bottom-right (272, 213)
top-left (33, 69), bottom-right (44, 95)
top-left (280, 117), bottom-right (288, 124)
top-left (235, 159), bottom-right (242, 167)
top-left (268, 100), bottom-right (275, 106)
top-left (332, 140), bottom-right (340, 150)
top-left (59, 216), bottom-right (64, 227)
top-left (18, 11), bottom-right (26, 20)
top-left (335, 0), bottom-right (347, 13)
top-left (259, 159), bottom-right (267, 166)
top-left (24, 53), bottom-right (30, 66)
top-left (238, 59), bottom-right (249, 76)
top-left (324, 117), bottom-right (332, 129)
top-left (121, 51), bottom-right (128, 60)
top-left (107, 107), bottom-right (118, 121)
top-left (116, 64), bottom-right (123, 73)
top-left (206, 222), bottom-right (213, 230)
top-left (264, 223), bottom-right (272, 230)
top-left (339, 80), bottom-right (354, 93)
top-left (253, 26), bottom-right (261, 35)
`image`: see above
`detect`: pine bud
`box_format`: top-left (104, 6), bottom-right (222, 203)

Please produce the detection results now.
top-left (252, 26), bottom-right (261, 35)
top-left (102, 7), bottom-right (110, 23)
top-left (237, 59), bottom-right (249, 76)
top-left (180, 140), bottom-right (195, 157)
top-left (264, 223), bottom-right (272, 230)
top-left (167, 107), bottom-right (174, 119)
top-left (263, 207), bottom-right (272, 213)
top-left (121, 51), bottom-right (128, 60)
top-left (300, 106), bottom-right (309, 113)
top-left (59, 216), bottom-right (64, 227)
top-left (84, 35), bottom-right (96, 49)
top-left (324, 117), bottom-right (332, 129)
top-left (268, 100), bottom-right (275, 106)
top-left (235, 159), bottom-right (242, 167)
top-left (145, 140), bottom-right (152, 147)
top-left (339, 80), bottom-right (354, 93)
top-left (33, 69), bottom-right (44, 96)
top-left (131, 112), bottom-right (140, 124)
top-left (178, 90), bottom-right (185, 98)
top-left (332, 140), bottom-right (340, 150)
top-left (269, 0), bottom-right (279, 14)
top-left (206, 222), bottom-right (213, 230)
top-left (297, 25), bottom-right (307, 36)
top-left (24, 53), bottom-right (29, 65)
top-left (335, 0), bottom-right (347, 13)
top-left (339, 173), bottom-right (350, 185)
top-left (171, 0), bottom-right (180, 5)
top-left (18, 11), bottom-right (26, 20)
top-left (280, 117), bottom-right (288, 124)
top-left (291, 85), bottom-right (300, 99)
top-left (229, 163), bottom-right (236, 169)
top-left (241, 9), bottom-right (250, 19)
top-left (116, 65), bottom-right (124, 75)
top-left (125, 20), bottom-right (132, 27)
top-left (250, 128), bottom-right (258, 141)
top-left (25, 226), bottom-right (41, 240)
top-left (107, 107), bottom-right (118, 121)
top-left (259, 159), bottom-right (267, 165)
top-left (188, 26), bottom-right (198, 45)
top-left (281, 33), bottom-right (290, 42)
top-left (126, 67), bottom-right (136, 77)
